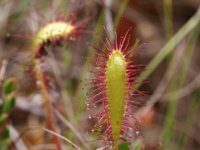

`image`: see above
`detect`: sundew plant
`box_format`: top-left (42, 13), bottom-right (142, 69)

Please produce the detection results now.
top-left (0, 1), bottom-right (200, 150)
top-left (86, 30), bottom-right (145, 149)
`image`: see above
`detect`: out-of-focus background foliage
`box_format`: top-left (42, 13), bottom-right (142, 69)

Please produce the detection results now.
top-left (0, 0), bottom-right (200, 149)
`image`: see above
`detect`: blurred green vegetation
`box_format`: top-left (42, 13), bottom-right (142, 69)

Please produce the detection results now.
top-left (0, 0), bottom-right (200, 150)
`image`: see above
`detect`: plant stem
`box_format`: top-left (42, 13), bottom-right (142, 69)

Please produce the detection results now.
top-left (34, 59), bottom-right (62, 150)
top-left (163, 0), bottom-right (174, 40)
top-left (135, 8), bottom-right (200, 89)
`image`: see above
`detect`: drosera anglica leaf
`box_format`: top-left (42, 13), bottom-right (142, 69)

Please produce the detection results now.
top-left (86, 29), bottom-right (146, 149)
top-left (33, 21), bottom-right (76, 58)
top-left (33, 21), bottom-right (75, 49)
top-left (10, 8), bottom-right (87, 59)
top-left (106, 50), bottom-right (126, 147)
top-left (30, 10), bottom-right (87, 150)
